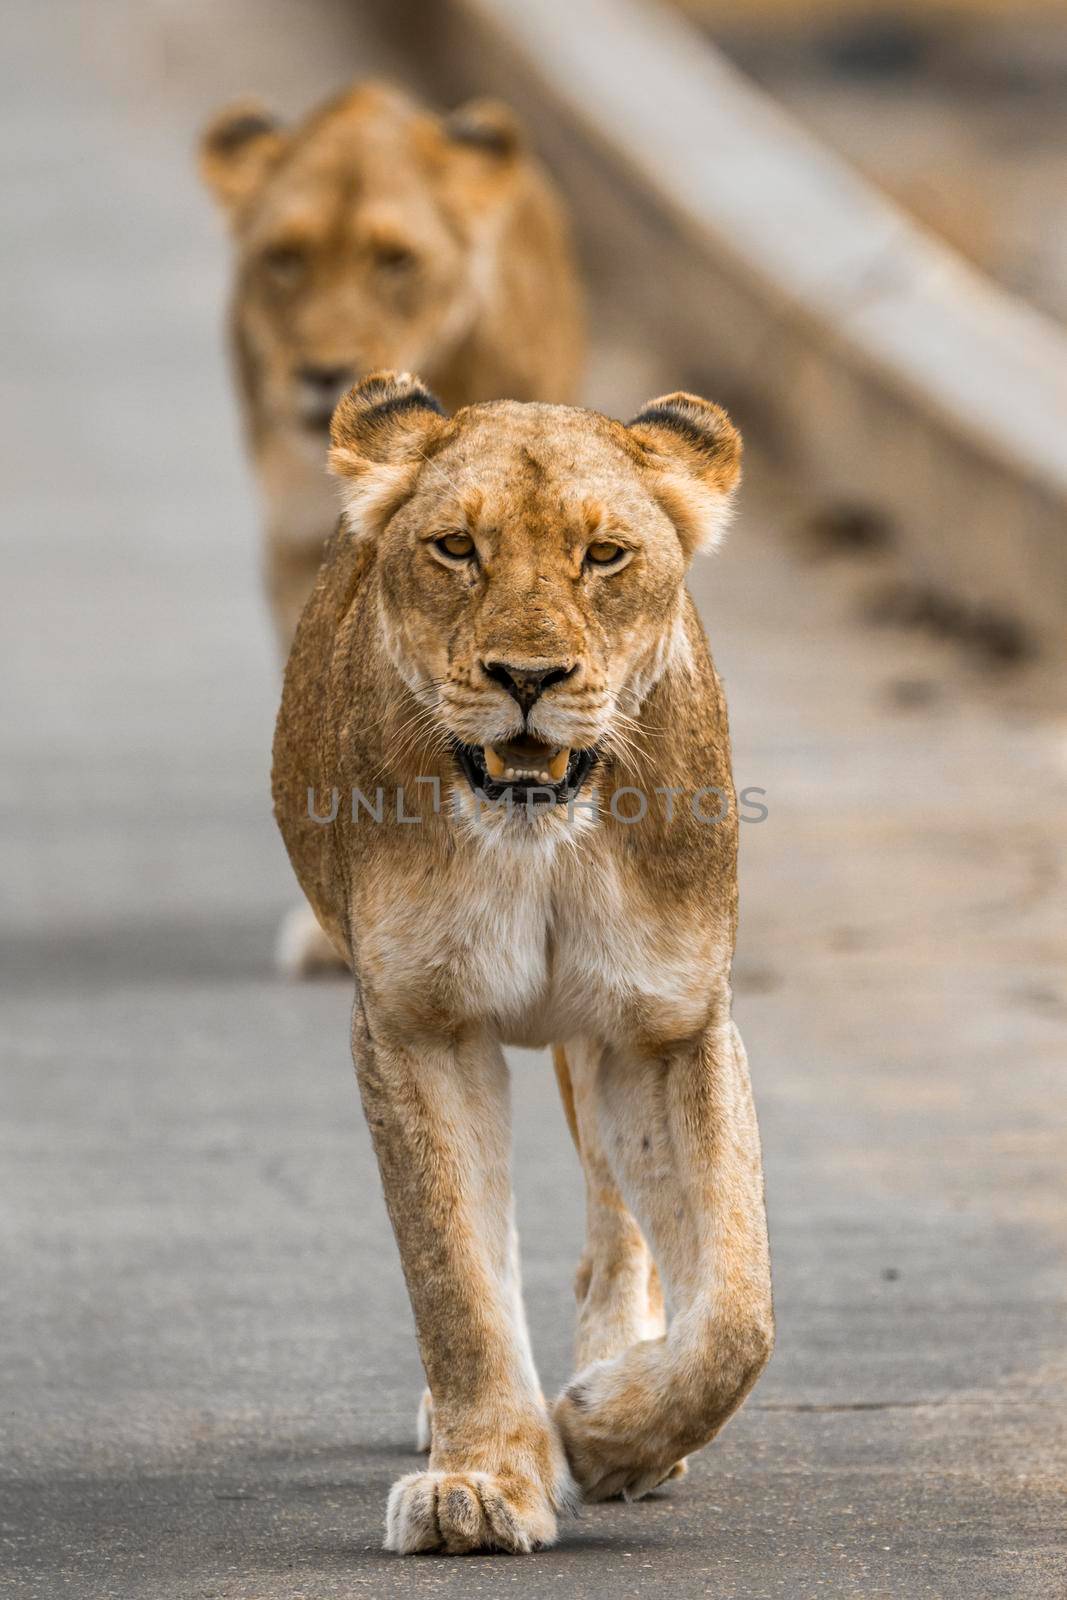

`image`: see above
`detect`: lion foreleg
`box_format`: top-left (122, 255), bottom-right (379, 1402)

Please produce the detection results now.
top-left (351, 1011), bottom-right (572, 1553)
top-left (553, 1016), bottom-right (773, 1501)
top-left (555, 1041), bottom-right (666, 1370)
top-left (415, 1214), bottom-right (535, 1454)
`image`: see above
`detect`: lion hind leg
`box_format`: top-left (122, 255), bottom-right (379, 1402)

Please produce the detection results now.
top-left (554, 1022), bottom-right (773, 1503)
top-left (553, 1042), bottom-right (666, 1369)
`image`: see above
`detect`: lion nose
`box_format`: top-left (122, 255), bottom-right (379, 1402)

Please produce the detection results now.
top-left (482, 659), bottom-right (577, 713)
top-left (297, 364), bottom-right (355, 396)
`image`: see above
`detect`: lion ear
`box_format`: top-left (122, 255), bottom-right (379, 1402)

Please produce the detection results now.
top-left (199, 100), bottom-right (286, 218)
top-left (443, 97), bottom-right (522, 161)
top-left (628, 392), bottom-right (742, 557)
top-left (329, 372), bottom-right (448, 537)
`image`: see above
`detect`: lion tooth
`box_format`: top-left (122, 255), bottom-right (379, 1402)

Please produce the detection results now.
top-left (547, 747), bottom-right (572, 782)
top-left (483, 746), bottom-right (571, 786)
top-left (484, 745), bottom-right (506, 780)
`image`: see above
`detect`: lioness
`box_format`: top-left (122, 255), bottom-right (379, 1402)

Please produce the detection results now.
top-left (272, 372), bottom-right (773, 1554)
top-left (199, 81), bottom-right (583, 653)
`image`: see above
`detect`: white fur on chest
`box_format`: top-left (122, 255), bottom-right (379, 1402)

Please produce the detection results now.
top-left (421, 837), bottom-right (711, 1046)
top-left (547, 854), bottom-right (711, 1043)
top-left (456, 862), bottom-right (556, 1031)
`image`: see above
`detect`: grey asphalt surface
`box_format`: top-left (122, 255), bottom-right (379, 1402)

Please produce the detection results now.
top-left (3, 3), bottom-right (1066, 1597)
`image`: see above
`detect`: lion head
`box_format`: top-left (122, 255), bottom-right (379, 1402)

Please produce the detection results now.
top-left (200, 82), bottom-right (540, 442)
top-left (326, 372), bottom-right (741, 827)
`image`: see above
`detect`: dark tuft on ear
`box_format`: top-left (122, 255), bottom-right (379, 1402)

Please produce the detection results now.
top-left (629, 394), bottom-right (740, 480)
top-left (199, 99), bottom-right (286, 217)
top-left (328, 374), bottom-right (450, 538)
top-left (206, 109), bottom-right (279, 155)
top-left (628, 391), bottom-right (742, 556)
top-left (330, 372), bottom-right (446, 462)
top-left (444, 97), bottom-right (522, 160)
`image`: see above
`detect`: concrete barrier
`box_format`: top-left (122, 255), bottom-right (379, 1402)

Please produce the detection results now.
top-left (382, 0), bottom-right (1067, 667)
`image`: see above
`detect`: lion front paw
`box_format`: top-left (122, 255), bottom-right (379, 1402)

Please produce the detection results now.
top-left (385, 1468), bottom-right (560, 1555)
top-left (554, 1353), bottom-right (687, 1503)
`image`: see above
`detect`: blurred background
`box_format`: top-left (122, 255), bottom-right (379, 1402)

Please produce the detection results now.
top-left (3, 1), bottom-right (1065, 1595)
top-left (684, 0), bottom-right (1067, 318)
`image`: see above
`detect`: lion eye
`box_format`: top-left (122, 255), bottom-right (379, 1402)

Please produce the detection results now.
top-left (374, 242), bottom-right (417, 274)
top-left (435, 532), bottom-right (475, 560)
top-left (586, 540), bottom-right (625, 566)
top-left (261, 243), bottom-right (306, 287)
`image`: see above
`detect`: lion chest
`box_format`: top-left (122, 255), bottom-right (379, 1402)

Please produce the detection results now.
top-left (360, 844), bottom-right (715, 1048)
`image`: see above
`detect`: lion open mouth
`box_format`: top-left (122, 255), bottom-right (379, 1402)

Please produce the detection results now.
top-left (453, 737), bottom-right (596, 805)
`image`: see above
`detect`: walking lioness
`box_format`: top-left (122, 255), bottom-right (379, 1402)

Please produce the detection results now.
top-left (272, 373), bottom-right (773, 1554)
top-left (200, 81), bottom-right (583, 654)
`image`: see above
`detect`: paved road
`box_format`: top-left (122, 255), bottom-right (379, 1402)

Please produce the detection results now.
top-left (3, 3), bottom-right (1065, 1596)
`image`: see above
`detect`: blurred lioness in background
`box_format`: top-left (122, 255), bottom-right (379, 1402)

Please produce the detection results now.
top-left (200, 80), bottom-right (584, 652)
top-left (200, 80), bottom-right (584, 975)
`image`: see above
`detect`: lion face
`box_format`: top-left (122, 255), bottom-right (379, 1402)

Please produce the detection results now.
top-left (200, 84), bottom-right (526, 442)
top-left (329, 375), bottom-right (741, 816)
